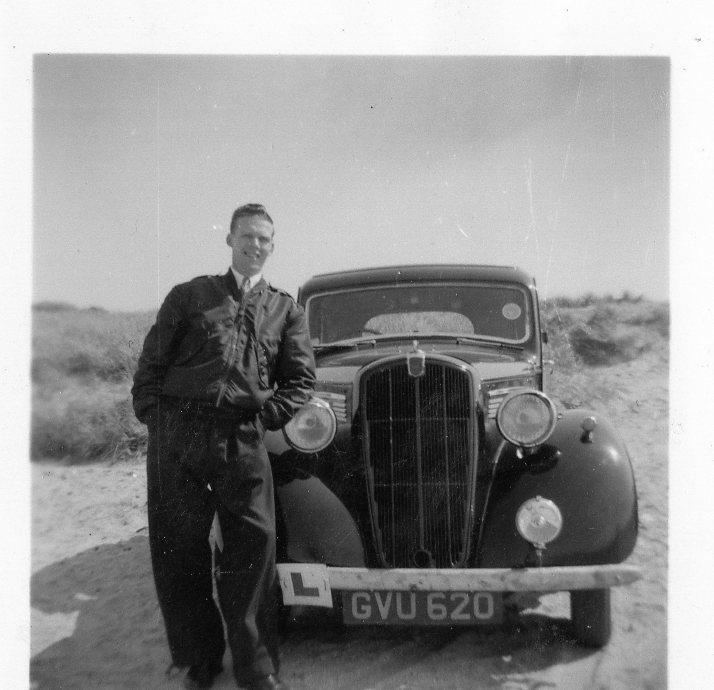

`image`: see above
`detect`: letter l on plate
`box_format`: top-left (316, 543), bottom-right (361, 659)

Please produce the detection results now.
top-left (276, 563), bottom-right (333, 608)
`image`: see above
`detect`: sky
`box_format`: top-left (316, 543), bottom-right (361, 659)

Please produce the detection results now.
top-left (33, 55), bottom-right (669, 310)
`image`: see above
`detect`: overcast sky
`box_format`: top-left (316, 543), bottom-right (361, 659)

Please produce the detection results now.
top-left (33, 55), bottom-right (668, 310)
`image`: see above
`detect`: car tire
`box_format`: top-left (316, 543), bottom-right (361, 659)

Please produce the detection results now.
top-left (570, 588), bottom-right (611, 647)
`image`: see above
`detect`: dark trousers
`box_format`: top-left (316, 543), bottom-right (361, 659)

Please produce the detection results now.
top-left (146, 403), bottom-right (279, 683)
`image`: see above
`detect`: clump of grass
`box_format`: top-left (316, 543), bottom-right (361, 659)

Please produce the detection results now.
top-left (541, 310), bottom-right (579, 373)
top-left (568, 325), bottom-right (642, 366)
top-left (543, 297), bottom-right (667, 368)
top-left (32, 307), bottom-right (155, 461)
top-left (32, 308), bottom-right (155, 386)
top-left (565, 304), bottom-right (645, 365)
top-left (32, 380), bottom-right (147, 460)
top-left (545, 293), bottom-right (601, 309)
top-left (545, 290), bottom-right (645, 309)
top-left (615, 301), bottom-right (669, 337)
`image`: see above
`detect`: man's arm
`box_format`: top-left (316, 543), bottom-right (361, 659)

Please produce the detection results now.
top-left (260, 301), bottom-right (316, 431)
top-left (131, 285), bottom-right (187, 424)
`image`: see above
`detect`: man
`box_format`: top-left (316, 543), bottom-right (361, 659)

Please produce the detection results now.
top-left (132, 204), bottom-right (315, 689)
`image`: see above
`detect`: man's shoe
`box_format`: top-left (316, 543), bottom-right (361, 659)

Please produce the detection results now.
top-left (183, 659), bottom-right (223, 689)
top-left (243, 674), bottom-right (288, 690)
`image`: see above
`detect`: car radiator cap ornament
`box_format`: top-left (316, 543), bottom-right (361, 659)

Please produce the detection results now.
top-left (407, 340), bottom-right (426, 378)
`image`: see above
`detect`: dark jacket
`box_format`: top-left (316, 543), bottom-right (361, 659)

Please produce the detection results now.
top-left (132, 270), bottom-right (316, 430)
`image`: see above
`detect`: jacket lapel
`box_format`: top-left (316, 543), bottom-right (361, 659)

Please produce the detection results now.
top-left (222, 269), bottom-right (242, 300)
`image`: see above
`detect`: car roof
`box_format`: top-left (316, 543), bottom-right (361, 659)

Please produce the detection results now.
top-left (299, 264), bottom-right (536, 301)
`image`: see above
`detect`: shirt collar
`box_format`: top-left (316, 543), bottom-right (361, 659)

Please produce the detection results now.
top-left (230, 267), bottom-right (263, 291)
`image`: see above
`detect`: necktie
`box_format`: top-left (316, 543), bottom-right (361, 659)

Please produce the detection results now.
top-left (238, 276), bottom-right (251, 317)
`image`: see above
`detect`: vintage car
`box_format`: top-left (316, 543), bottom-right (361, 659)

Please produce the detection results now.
top-left (263, 264), bottom-right (640, 647)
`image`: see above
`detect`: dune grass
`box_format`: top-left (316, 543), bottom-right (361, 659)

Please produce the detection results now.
top-left (31, 295), bottom-right (668, 462)
top-left (31, 308), bottom-right (155, 460)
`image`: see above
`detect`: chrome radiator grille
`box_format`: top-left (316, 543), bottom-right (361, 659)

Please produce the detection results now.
top-left (360, 359), bottom-right (475, 568)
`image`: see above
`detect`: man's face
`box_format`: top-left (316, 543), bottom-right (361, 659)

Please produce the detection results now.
top-left (226, 216), bottom-right (274, 277)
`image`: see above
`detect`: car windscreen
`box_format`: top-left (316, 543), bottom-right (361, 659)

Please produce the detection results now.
top-left (305, 283), bottom-right (531, 344)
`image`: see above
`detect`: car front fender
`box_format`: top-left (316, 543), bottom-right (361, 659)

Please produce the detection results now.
top-left (275, 465), bottom-right (366, 567)
top-left (476, 410), bottom-right (638, 568)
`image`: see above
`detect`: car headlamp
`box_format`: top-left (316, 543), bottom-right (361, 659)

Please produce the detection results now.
top-left (283, 397), bottom-right (337, 453)
top-left (516, 496), bottom-right (563, 548)
top-left (496, 390), bottom-right (557, 448)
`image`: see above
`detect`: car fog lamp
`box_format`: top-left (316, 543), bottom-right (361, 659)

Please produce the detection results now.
top-left (283, 397), bottom-right (336, 453)
top-left (516, 496), bottom-right (563, 547)
top-left (496, 390), bottom-right (557, 448)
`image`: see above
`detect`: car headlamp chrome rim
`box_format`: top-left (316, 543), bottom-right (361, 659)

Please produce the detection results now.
top-left (516, 496), bottom-right (563, 548)
top-left (496, 390), bottom-right (557, 448)
top-left (282, 397), bottom-right (336, 453)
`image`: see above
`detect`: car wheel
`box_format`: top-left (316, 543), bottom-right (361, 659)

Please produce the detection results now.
top-left (570, 588), bottom-right (611, 647)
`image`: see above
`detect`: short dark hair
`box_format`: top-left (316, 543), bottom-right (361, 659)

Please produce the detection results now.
top-left (229, 203), bottom-right (274, 234)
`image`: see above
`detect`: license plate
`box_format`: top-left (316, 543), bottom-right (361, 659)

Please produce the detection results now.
top-left (341, 590), bottom-right (502, 626)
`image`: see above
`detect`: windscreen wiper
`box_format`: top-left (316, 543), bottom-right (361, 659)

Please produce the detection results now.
top-left (313, 338), bottom-right (377, 353)
top-left (453, 335), bottom-right (524, 350)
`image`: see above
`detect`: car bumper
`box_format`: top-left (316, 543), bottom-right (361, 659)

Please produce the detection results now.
top-left (276, 563), bottom-right (641, 608)
top-left (326, 564), bottom-right (641, 592)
